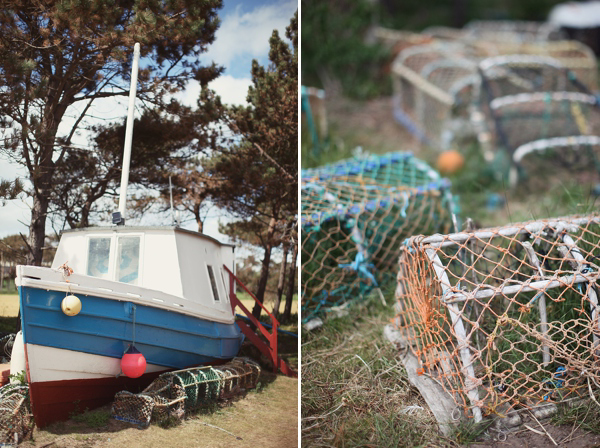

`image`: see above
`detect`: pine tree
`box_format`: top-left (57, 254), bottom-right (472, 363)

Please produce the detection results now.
top-left (0, 0), bottom-right (223, 265)
top-left (205, 12), bottom-right (298, 319)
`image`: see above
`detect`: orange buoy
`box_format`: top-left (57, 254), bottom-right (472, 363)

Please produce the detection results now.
top-left (121, 345), bottom-right (146, 378)
top-left (436, 150), bottom-right (465, 175)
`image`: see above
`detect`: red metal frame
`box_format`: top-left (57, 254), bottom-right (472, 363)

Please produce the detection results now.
top-left (223, 265), bottom-right (296, 377)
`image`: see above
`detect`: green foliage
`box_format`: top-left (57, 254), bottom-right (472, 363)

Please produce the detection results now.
top-left (71, 408), bottom-right (111, 428)
top-left (378, 0), bottom-right (564, 30)
top-left (0, 178), bottom-right (23, 203)
top-left (551, 400), bottom-right (600, 434)
top-left (8, 370), bottom-right (26, 385)
top-left (450, 419), bottom-right (494, 446)
top-left (0, 316), bottom-right (18, 334)
top-left (51, 105), bottom-right (211, 229)
top-left (301, 0), bottom-right (390, 99)
top-left (208, 12), bottom-right (297, 222)
top-left (203, 12), bottom-right (298, 312)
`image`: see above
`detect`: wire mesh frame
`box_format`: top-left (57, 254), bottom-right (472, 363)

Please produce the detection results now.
top-left (396, 215), bottom-right (600, 423)
top-left (391, 43), bottom-right (481, 148)
top-left (0, 384), bottom-right (32, 444)
top-left (302, 152), bottom-right (456, 323)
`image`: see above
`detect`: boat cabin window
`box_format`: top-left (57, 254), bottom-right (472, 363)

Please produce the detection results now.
top-left (116, 237), bottom-right (140, 285)
top-left (206, 265), bottom-right (220, 302)
top-left (87, 237), bottom-right (111, 279)
top-left (86, 235), bottom-right (141, 285)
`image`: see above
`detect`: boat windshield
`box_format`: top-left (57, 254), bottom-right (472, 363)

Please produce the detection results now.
top-left (87, 237), bottom-right (111, 279)
top-left (86, 235), bottom-right (140, 285)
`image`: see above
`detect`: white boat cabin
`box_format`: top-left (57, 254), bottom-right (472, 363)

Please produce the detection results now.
top-left (50, 226), bottom-right (236, 315)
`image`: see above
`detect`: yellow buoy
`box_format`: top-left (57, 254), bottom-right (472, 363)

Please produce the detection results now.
top-left (437, 150), bottom-right (465, 175)
top-left (61, 294), bottom-right (82, 316)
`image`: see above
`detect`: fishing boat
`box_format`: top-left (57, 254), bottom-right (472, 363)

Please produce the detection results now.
top-left (8, 44), bottom-right (246, 427)
top-left (13, 226), bottom-right (244, 426)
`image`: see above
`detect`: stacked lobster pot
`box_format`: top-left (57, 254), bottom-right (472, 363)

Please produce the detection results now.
top-left (112, 358), bottom-right (261, 427)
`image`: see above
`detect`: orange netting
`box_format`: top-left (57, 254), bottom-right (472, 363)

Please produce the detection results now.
top-left (395, 214), bottom-right (600, 422)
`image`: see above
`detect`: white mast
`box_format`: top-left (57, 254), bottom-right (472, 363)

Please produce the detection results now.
top-left (116, 42), bottom-right (141, 224)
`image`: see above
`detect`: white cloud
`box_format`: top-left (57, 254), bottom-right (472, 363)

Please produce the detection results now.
top-left (174, 76), bottom-right (251, 108)
top-left (206, 1), bottom-right (296, 69)
top-left (209, 76), bottom-right (252, 106)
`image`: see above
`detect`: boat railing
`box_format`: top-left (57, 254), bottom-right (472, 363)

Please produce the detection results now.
top-left (223, 265), bottom-right (296, 377)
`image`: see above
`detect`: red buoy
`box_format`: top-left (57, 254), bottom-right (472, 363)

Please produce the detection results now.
top-left (121, 345), bottom-right (146, 378)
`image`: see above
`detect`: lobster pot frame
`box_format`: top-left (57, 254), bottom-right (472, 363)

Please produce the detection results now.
top-left (464, 20), bottom-right (564, 43)
top-left (372, 27), bottom-right (433, 55)
top-left (479, 56), bottom-right (583, 99)
top-left (422, 26), bottom-right (468, 42)
top-left (391, 43), bottom-right (481, 148)
top-left (474, 41), bottom-right (597, 90)
top-left (301, 152), bottom-right (456, 323)
top-left (396, 215), bottom-right (600, 423)
top-left (483, 91), bottom-right (600, 185)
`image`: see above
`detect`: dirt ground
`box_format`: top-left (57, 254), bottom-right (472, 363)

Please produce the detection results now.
top-left (23, 373), bottom-right (298, 448)
top-left (472, 424), bottom-right (600, 448)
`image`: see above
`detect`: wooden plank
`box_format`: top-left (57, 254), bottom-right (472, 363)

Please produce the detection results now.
top-left (384, 324), bottom-right (457, 436)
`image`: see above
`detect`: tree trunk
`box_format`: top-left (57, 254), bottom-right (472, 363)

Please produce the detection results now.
top-left (27, 193), bottom-right (50, 266)
top-left (282, 237), bottom-right (298, 324)
top-left (0, 251), bottom-right (4, 292)
top-left (272, 241), bottom-right (289, 318)
top-left (194, 203), bottom-right (203, 233)
top-left (251, 217), bottom-right (277, 321)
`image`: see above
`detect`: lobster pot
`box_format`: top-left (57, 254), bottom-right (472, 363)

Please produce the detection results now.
top-left (464, 20), bottom-right (564, 43)
top-left (112, 358), bottom-right (261, 427)
top-left (0, 385), bottom-right (32, 444)
top-left (483, 91), bottom-right (600, 185)
top-left (391, 43), bottom-right (481, 148)
top-left (301, 152), bottom-right (455, 323)
top-left (480, 56), bottom-right (585, 100)
top-left (474, 41), bottom-right (597, 90)
top-left (396, 215), bottom-right (600, 422)
top-left (372, 27), bottom-right (433, 55)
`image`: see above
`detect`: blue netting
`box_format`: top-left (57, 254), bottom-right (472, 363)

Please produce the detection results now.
top-left (301, 151), bottom-right (457, 323)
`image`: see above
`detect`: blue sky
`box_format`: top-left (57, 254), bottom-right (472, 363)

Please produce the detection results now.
top-left (0, 0), bottom-right (297, 241)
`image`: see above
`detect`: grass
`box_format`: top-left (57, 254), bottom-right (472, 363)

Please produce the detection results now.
top-left (25, 372), bottom-right (297, 448)
top-left (301, 292), bottom-right (454, 447)
top-left (71, 408), bottom-right (112, 428)
top-left (551, 399), bottom-right (600, 435)
top-left (0, 293), bottom-right (19, 318)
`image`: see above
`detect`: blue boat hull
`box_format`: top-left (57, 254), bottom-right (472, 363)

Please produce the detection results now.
top-left (17, 284), bottom-right (244, 427)
top-left (19, 285), bottom-right (243, 369)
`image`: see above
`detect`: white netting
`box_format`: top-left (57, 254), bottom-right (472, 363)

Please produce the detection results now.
top-left (396, 214), bottom-right (600, 423)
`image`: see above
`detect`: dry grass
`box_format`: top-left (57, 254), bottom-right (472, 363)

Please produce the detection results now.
top-left (24, 373), bottom-right (298, 447)
top-left (301, 293), bottom-right (453, 447)
top-left (0, 294), bottom-right (19, 317)
top-left (238, 297), bottom-right (298, 317)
